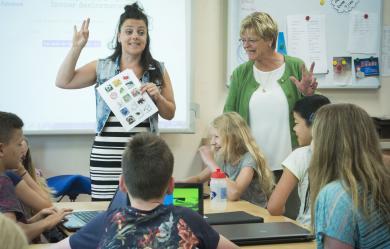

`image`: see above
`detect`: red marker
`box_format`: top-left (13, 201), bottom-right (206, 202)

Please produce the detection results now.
top-left (364, 13), bottom-right (368, 19)
top-left (305, 16), bottom-right (310, 21)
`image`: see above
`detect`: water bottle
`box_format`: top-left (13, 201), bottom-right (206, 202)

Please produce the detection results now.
top-left (210, 168), bottom-right (227, 211)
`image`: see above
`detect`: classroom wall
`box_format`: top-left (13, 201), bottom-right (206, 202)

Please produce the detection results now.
top-left (28, 0), bottom-right (390, 180)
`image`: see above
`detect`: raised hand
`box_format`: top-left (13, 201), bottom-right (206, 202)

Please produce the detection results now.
top-left (73, 18), bottom-right (90, 49)
top-left (289, 62), bottom-right (318, 96)
top-left (198, 145), bottom-right (215, 169)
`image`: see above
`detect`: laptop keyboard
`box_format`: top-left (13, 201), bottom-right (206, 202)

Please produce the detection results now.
top-left (62, 210), bottom-right (102, 230)
top-left (72, 211), bottom-right (101, 223)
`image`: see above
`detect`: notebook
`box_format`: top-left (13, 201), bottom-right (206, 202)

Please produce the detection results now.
top-left (61, 187), bottom-right (129, 231)
top-left (212, 222), bottom-right (315, 245)
top-left (168, 183), bottom-right (263, 225)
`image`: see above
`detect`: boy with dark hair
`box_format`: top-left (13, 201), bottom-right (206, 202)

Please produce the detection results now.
top-left (100, 133), bottom-right (238, 248)
top-left (0, 111), bottom-right (71, 242)
top-left (55, 133), bottom-right (238, 249)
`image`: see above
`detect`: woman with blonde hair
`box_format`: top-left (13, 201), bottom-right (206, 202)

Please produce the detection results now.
top-left (184, 112), bottom-right (274, 207)
top-left (0, 214), bottom-right (28, 249)
top-left (309, 103), bottom-right (390, 249)
top-left (224, 12), bottom-right (318, 181)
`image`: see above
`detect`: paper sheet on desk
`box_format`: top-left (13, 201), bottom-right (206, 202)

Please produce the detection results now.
top-left (287, 15), bottom-right (328, 74)
top-left (97, 69), bottom-right (158, 131)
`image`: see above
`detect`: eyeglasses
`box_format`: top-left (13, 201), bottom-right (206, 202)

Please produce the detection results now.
top-left (239, 38), bottom-right (260, 45)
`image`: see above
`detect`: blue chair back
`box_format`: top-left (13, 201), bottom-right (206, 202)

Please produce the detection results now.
top-left (47, 175), bottom-right (91, 201)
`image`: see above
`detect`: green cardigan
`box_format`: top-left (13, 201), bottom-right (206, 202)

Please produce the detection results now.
top-left (224, 55), bottom-right (304, 149)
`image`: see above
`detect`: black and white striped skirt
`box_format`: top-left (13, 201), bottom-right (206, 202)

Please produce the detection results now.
top-left (89, 114), bottom-right (150, 201)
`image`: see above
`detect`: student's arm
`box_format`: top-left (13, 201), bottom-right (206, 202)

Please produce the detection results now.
top-left (225, 167), bottom-right (254, 201)
top-left (183, 168), bottom-right (212, 183)
top-left (216, 235), bottom-right (240, 249)
top-left (14, 180), bottom-right (52, 211)
top-left (183, 145), bottom-right (217, 183)
top-left (15, 164), bottom-right (52, 210)
top-left (27, 207), bottom-right (70, 223)
top-left (267, 168), bottom-right (298, 215)
top-left (55, 18), bottom-right (97, 89)
top-left (5, 209), bottom-right (71, 242)
top-left (324, 236), bottom-right (353, 249)
top-left (198, 145), bottom-right (220, 171)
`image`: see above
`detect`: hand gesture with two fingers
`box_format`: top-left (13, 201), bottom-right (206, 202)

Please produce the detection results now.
top-left (289, 62), bottom-right (318, 96)
top-left (73, 18), bottom-right (90, 49)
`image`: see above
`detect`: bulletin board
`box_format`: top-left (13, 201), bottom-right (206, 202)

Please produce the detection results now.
top-left (227, 0), bottom-right (383, 89)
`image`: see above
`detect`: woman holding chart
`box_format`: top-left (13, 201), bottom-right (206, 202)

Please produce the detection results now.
top-left (55, 3), bottom-right (176, 201)
top-left (224, 12), bottom-right (317, 180)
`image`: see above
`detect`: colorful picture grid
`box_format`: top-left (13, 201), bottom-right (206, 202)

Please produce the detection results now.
top-left (97, 69), bottom-right (158, 131)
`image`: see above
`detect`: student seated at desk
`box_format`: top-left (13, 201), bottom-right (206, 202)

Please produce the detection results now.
top-left (0, 111), bottom-right (71, 242)
top-left (4, 137), bottom-right (52, 215)
top-left (184, 112), bottom-right (274, 207)
top-left (267, 95), bottom-right (330, 226)
top-left (309, 104), bottom-right (390, 249)
top-left (54, 133), bottom-right (238, 249)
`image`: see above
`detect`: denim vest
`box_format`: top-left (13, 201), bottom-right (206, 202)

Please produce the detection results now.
top-left (94, 57), bottom-right (163, 134)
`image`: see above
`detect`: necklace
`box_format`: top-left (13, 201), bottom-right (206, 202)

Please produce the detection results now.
top-left (255, 63), bottom-right (285, 93)
top-left (256, 69), bottom-right (275, 93)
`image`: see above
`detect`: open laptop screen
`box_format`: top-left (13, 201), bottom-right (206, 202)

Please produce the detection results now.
top-left (163, 183), bottom-right (263, 225)
top-left (107, 188), bottom-right (129, 210)
top-left (163, 183), bottom-right (204, 215)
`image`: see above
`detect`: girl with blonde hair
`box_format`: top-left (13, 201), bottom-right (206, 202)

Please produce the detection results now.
top-left (185, 112), bottom-right (274, 207)
top-left (0, 214), bottom-right (28, 249)
top-left (309, 103), bottom-right (390, 249)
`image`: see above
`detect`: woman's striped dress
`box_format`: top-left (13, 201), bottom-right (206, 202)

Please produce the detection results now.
top-left (89, 112), bottom-right (150, 201)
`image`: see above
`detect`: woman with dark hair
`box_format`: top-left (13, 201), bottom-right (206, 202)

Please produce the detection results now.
top-left (55, 3), bottom-right (176, 201)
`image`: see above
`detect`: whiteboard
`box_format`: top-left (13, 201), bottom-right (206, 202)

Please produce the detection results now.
top-left (0, 0), bottom-right (193, 134)
top-left (227, 0), bottom-right (382, 89)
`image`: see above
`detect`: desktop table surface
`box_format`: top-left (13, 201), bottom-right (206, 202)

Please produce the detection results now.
top-left (29, 199), bottom-right (315, 249)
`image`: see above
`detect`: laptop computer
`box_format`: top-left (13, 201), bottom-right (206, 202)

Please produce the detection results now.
top-left (61, 187), bottom-right (129, 231)
top-left (212, 222), bottom-right (315, 245)
top-left (168, 183), bottom-right (263, 225)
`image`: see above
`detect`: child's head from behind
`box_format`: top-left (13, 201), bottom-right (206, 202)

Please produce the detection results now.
top-left (211, 112), bottom-right (252, 163)
top-left (0, 111), bottom-right (24, 170)
top-left (293, 94), bottom-right (330, 146)
top-left (0, 214), bottom-right (28, 249)
top-left (309, 104), bottom-right (389, 222)
top-left (121, 133), bottom-right (174, 201)
top-left (311, 103), bottom-right (382, 178)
